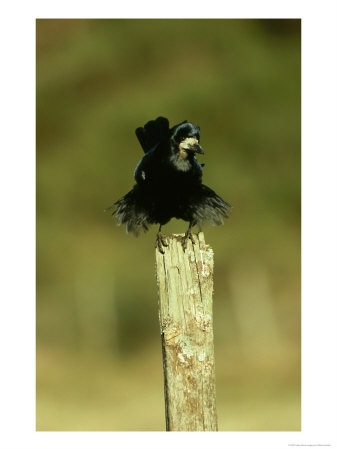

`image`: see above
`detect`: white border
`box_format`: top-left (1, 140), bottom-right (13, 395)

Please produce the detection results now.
top-left (1, 1), bottom-right (336, 449)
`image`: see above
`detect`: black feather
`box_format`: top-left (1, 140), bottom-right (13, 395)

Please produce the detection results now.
top-left (135, 116), bottom-right (170, 153)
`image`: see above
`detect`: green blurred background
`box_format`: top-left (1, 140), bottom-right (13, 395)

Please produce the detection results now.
top-left (36, 19), bottom-right (301, 431)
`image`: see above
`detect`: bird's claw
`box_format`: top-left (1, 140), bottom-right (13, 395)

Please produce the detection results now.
top-left (182, 229), bottom-right (196, 251)
top-left (155, 232), bottom-right (168, 254)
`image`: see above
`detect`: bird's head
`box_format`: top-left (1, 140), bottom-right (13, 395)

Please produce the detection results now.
top-left (170, 122), bottom-right (204, 159)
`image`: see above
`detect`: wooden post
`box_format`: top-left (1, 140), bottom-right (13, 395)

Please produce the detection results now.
top-left (155, 232), bottom-right (218, 431)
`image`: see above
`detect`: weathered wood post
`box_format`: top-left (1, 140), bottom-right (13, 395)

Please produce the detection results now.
top-left (155, 232), bottom-right (217, 431)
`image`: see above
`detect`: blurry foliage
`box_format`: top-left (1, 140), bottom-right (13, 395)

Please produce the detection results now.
top-left (36, 19), bottom-right (301, 431)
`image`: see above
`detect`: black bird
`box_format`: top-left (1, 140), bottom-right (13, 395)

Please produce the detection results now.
top-left (106, 117), bottom-right (231, 253)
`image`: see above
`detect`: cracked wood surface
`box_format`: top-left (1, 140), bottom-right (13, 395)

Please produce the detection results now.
top-left (155, 232), bottom-right (218, 431)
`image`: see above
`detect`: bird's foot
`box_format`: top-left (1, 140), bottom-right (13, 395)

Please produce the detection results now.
top-left (182, 229), bottom-right (196, 252)
top-left (155, 231), bottom-right (168, 254)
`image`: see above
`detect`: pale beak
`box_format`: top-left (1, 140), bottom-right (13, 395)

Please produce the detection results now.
top-left (192, 143), bottom-right (204, 154)
top-left (180, 137), bottom-right (204, 155)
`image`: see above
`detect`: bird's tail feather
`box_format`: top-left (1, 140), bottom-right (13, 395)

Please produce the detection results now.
top-left (190, 184), bottom-right (231, 226)
top-left (135, 116), bottom-right (170, 153)
top-left (105, 187), bottom-right (150, 235)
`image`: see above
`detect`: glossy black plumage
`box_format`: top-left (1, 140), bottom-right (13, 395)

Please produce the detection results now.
top-left (106, 117), bottom-right (231, 252)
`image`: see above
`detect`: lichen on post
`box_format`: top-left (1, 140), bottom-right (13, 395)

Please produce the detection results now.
top-left (155, 232), bottom-right (217, 431)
